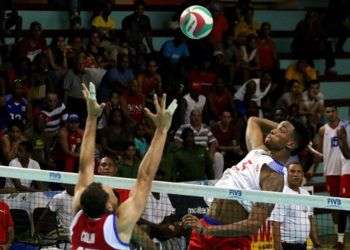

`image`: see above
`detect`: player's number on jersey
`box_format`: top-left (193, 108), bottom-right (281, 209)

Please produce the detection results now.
top-left (232, 160), bottom-right (252, 171)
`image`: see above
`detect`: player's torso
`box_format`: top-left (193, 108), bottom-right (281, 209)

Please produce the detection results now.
top-left (323, 122), bottom-right (343, 175)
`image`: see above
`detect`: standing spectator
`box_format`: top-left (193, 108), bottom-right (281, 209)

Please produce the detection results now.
top-left (122, 0), bottom-right (154, 53)
top-left (91, 0), bottom-right (116, 38)
top-left (208, 1), bottom-right (229, 47)
top-left (317, 105), bottom-right (344, 247)
top-left (120, 80), bottom-right (145, 124)
top-left (234, 72), bottom-right (272, 118)
top-left (285, 60), bottom-right (317, 90)
top-left (270, 162), bottom-right (321, 250)
top-left (63, 55), bottom-right (93, 119)
top-left (6, 141), bottom-right (43, 192)
top-left (211, 110), bottom-right (245, 167)
top-left (291, 11), bottom-right (336, 75)
top-left (175, 109), bottom-right (224, 179)
top-left (173, 128), bottom-right (214, 182)
top-left (0, 200), bottom-right (13, 250)
top-left (15, 21), bottom-right (47, 62)
top-left (256, 22), bottom-right (279, 75)
top-left (57, 113), bottom-right (83, 172)
top-left (234, 7), bottom-right (260, 39)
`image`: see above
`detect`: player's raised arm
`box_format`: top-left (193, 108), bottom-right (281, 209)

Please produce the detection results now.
top-left (246, 117), bottom-right (278, 151)
top-left (72, 82), bottom-right (105, 213)
top-left (117, 94), bottom-right (177, 236)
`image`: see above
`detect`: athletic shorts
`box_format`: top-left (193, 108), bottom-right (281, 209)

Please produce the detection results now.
top-left (188, 216), bottom-right (251, 250)
top-left (340, 175), bottom-right (350, 198)
top-left (326, 175), bottom-right (341, 197)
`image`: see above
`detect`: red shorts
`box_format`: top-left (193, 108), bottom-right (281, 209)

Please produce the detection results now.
top-left (188, 216), bottom-right (251, 250)
top-left (326, 175), bottom-right (350, 197)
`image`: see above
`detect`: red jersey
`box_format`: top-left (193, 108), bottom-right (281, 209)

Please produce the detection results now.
top-left (70, 210), bottom-right (130, 250)
top-left (0, 202), bottom-right (13, 244)
top-left (64, 129), bottom-right (83, 172)
top-left (124, 94), bottom-right (144, 123)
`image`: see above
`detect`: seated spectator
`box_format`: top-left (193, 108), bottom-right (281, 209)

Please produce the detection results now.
top-left (236, 34), bottom-right (260, 82)
top-left (133, 122), bottom-right (148, 157)
top-left (47, 36), bottom-right (69, 79)
top-left (6, 141), bottom-right (44, 192)
top-left (0, 0), bottom-right (22, 43)
top-left (120, 80), bottom-right (145, 124)
top-left (1, 120), bottom-right (26, 163)
top-left (122, 0), bottom-right (154, 53)
top-left (118, 143), bottom-right (140, 178)
top-left (276, 80), bottom-right (304, 111)
top-left (48, 184), bottom-right (74, 234)
top-left (84, 31), bottom-right (108, 69)
top-left (212, 50), bottom-right (230, 84)
top-left (270, 162), bottom-right (321, 250)
top-left (211, 110), bottom-right (245, 168)
top-left (63, 55), bottom-right (94, 119)
top-left (291, 10), bottom-right (336, 75)
top-left (173, 128), bottom-right (214, 182)
top-left (101, 109), bottom-right (133, 161)
top-left (0, 200), bottom-right (13, 250)
top-left (256, 22), bottom-right (279, 74)
top-left (40, 92), bottom-right (68, 135)
top-left (15, 21), bottom-right (47, 62)
top-left (187, 58), bottom-right (217, 96)
top-left (285, 60), bottom-right (317, 90)
top-left (234, 72), bottom-right (272, 118)
top-left (207, 78), bottom-right (234, 121)
top-left (3, 57), bottom-right (31, 95)
top-left (175, 109), bottom-right (224, 179)
top-left (179, 87), bottom-right (206, 125)
top-left (234, 7), bottom-right (260, 39)
top-left (161, 30), bottom-right (189, 65)
top-left (57, 114), bottom-right (83, 172)
top-left (208, 1), bottom-right (229, 47)
top-left (272, 107), bottom-right (287, 123)
top-left (91, 0), bottom-right (116, 38)
top-left (137, 59), bottom-right (162, 105)
top-left (5, 80), bottom-right (28, 126)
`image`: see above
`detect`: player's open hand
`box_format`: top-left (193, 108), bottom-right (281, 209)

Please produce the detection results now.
top-left (144, 94), bottom-right (177, 131)
top-left (82, 82), bottom-right (105, 118)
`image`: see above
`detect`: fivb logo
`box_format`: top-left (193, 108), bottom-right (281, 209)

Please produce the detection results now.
top-left (326, 198), bottom-right (342, 208)
top-left (228, 189), bottom-right (242, 200)
top-left (49, 172), bottom-right (62, 181)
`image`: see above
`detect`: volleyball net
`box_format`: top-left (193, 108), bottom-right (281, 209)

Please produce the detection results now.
top-left (0, 166), bottom-right (349, 250)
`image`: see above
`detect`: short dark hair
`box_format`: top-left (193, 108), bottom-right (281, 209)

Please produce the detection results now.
top-left (288, 118), bottom-right (310, 155)
top-left (80, 182), bottom-right (108, 218)
top-left (18, 141), bottom-right (33, 153)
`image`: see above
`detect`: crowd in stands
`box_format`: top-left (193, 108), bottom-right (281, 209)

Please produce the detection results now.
top-left (0, 0), bottom-right (349, 248)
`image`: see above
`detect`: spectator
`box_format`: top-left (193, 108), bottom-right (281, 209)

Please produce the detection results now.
top-left (208, 1), bottom-right (229, 47)
top-left (48, 184), bottom-right (74, 234)
top-left (207, 78), bottom-right (234, 121)
top-left (5, 80), bottom-right (28, 125)
top-left (118, 143), bottom-right (140, 178)
top-left (272, 107), bottom-right (287, 123)
top-left (291, 11), bottom-right (336, 75)
top-left (63, 55), bottom-right (93, 119)
top-left (256, 22), bottom-right (279, 74)
top-left (234, 72), bottom-right (272, 118)
top-left (57, 113), bottom-right (83, 172)
top-left (179, 87), bottom-right (206, 126)
top-left (234, 7), bottom-right (260, 40)
top-left (211, 110), bottom-right (245, 168)
top-left (236, 34), bottom-right (260, 82)
top-left (276, 80), bottom-right (303, 111)
top-left (91, 0), bottom-right (116, 38)
top-left (0, 200), bottom-right (13, 250)
top-left (40, 92), bottom-right (68, 134)
top-left (173, 128), bottom-right (214, 182)
top-left (161, 30), bottom-right (189, 65)
top-left (122, 0), bottom-right (154, 53)
top-left (175, 109), bottom-right (224, 179)
top-left (6, 141), bottom-right (43, 192)
top-left (0, 0), bottom-right (22, 44)
top-left (101, 109), bottom-right (133, 160)
top-left (133, 122), bottom-right (148, 157)
top-left (15, 21), bottom-right (47, 62)
top-left (212, 50), bottom-right (230, 84)
top-left (47, 36), bottom-right (69, 79)
top-left (285, 60), bottom-right (317, 90)
top-left (120, 80), bottom-right (145, 124)
top-left (270, 162), bottom-right (321, 250)
top-left (1, 120), bottom-right (26, 163)
top-left (84, 31), bottom-right (108, 69)
top-left (3, 57), bottom-right (31, 95)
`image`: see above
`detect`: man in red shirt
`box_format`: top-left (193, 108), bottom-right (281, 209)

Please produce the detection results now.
top-left (70, 83), bottom-right (177, 249)
top-left (0, 201), bottom-right (14, 250)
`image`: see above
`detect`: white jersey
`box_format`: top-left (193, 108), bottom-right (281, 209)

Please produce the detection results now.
top-left (341, 120), bottom-right (350, 174)
top-left (323, 122), bottom-right (344, 176)
top-left (214, 149), bottom-right (284, 212)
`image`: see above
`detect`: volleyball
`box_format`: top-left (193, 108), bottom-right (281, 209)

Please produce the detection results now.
top-left (180, 5), bottom-right (213, 40)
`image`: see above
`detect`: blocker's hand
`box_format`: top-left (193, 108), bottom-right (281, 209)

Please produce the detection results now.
top-left (144, 94), bottom-right (177, 131)
top-left (82, 82), bottom-right (105, 118)
top-left (182, 214), bottom-right (207, 234)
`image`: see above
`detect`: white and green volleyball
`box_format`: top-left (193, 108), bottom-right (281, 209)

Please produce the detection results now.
top-left (180, 5), bottom-right (213, 40)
